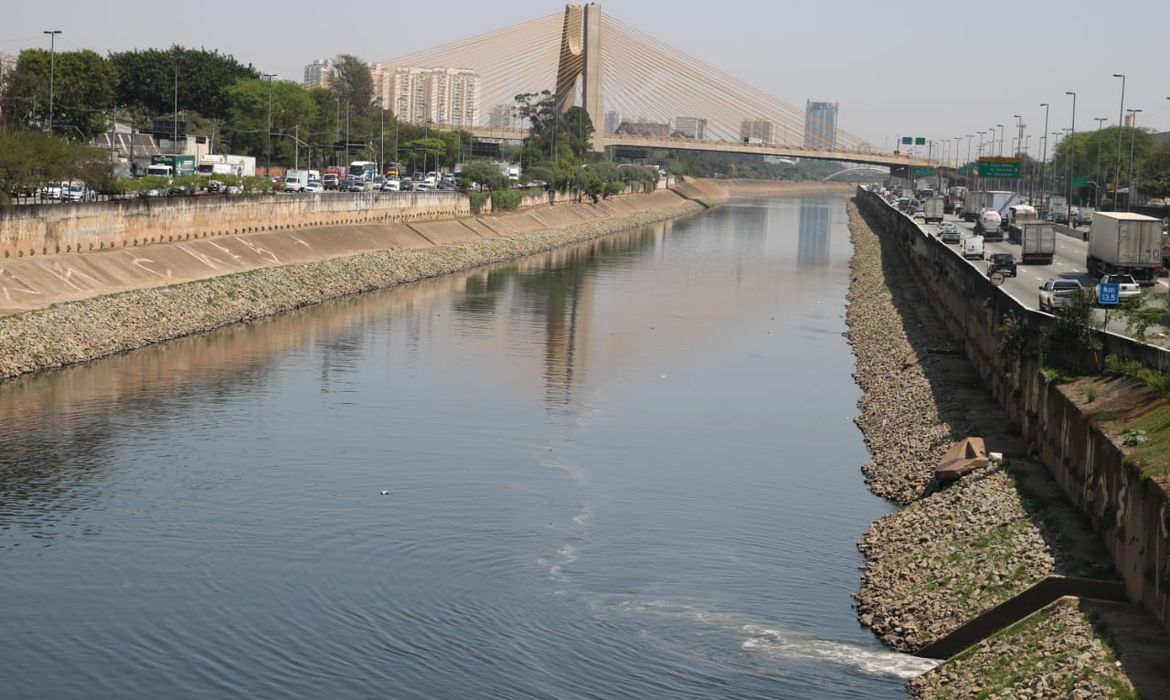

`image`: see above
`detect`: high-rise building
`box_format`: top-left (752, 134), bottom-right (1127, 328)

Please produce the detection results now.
top-left (604, 110), bottom-right (621, 134)
top-left (739, 119), bottom-right (773, 144)
top-left (383, 66), bottom-right (481, 127)
top-left (489, 104), bottom-right (519, 130)
top-left (804, 101), bottom-right (839, 149)
top-left (675, 116), bottom-right (707, 140)
top-left (303, 59), bottom-right (335, 89)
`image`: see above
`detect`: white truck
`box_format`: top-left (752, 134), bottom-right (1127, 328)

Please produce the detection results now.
top-left (962, 234), bottom-right (985, 260)
top-left (923, 197), bottom-right (945, 224)
top-left (975, 210), bottom-right (1003, 241)
top-left (1086, 212), bottom-right (1164, 284)
top-left (283, 169), bottom-right (311, 192)
top-left (1048, 196), bottom-right (1069, 224)
top-left (196, 154), bottom-right (256, 178)
top-left (963, 191), bottom-right (1015, 223)
top-left (1017, 223), bottom-right (1057, 265)
top-left (1005, 205), bottom-right (1039, 241)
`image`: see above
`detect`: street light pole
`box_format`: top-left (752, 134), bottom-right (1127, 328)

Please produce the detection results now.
top-left (977, 131), bottom-right (986, 190)
top-left (263, 73), bottom-right (275, 176)
top-left (43, 30), bottom-right (61, 132)
top-left (1038, 103), bottom-right (1050, 201)
top-left (1093, 117), bottom-right (1107, 210)
top-left (1066, 91), bottom-right (1076, 208)
top-left (1126, 108), bottom-right (1142, 211)
top-left (173, 55), bottom-right (183, 156)
top-left (1112, 74), bottom-right (1126, 210)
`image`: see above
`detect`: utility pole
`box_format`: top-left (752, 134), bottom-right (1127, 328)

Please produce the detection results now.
top-left (43, 30), bottom-right (61, 132)
top-left (1066, 91), bottom-right (1076, 208)
top-left (380, 107), bottom-right (385, 174)
top-left (1112, 74), bottom-right (1126, 210)
top-left (1093, 117), bottom-right (1107, 210)
top-left (1126, 109), bottom-right (1142, 212)
top-left (1039, 103), bottom-right (1050, 203)
top-left (173, 54), bottom-right (183, 156)
top-left (263, 73), bottom-right (276, 176)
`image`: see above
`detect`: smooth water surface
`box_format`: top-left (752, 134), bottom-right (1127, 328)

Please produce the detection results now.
top-left (0, 196), bottom-right (935, 698)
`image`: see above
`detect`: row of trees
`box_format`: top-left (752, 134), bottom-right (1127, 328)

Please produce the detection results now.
top-left (0, 45), bottom-right (478, 171)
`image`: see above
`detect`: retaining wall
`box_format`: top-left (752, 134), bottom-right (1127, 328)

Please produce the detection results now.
top-left (854, 186), bottom-right (1170, 635)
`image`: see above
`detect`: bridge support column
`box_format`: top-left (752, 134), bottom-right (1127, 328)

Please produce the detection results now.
top-left (556, 3), bottom-right (603, 150)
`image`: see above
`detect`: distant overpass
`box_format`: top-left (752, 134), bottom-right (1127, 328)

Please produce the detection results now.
top-left (464, 126), bottom-right (932, 169)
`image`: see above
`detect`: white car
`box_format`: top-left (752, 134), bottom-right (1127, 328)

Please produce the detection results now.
top-left (1094, 274), bottom-right (1141, 304)
top-left (63, 184), bottom-right (95, 202)
top-left (304, 180), bottom-right (324, 193)
top-left (380, 179), bottom-right (401, 192)
top-left (1038, 278), bottom-right (1085, 312)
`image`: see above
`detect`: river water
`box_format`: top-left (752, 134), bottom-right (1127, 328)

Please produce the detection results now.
top-left (0, 195), bottom-right (936, 698)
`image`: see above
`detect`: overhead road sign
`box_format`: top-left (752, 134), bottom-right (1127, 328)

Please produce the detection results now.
top-left (913, 167), bottom-right (936, 177)
top-left (978, 157), bottom-right (1021, 179)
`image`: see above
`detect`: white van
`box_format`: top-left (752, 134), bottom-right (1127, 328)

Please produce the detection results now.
top-left (962, 235), bottom-right (985, 260)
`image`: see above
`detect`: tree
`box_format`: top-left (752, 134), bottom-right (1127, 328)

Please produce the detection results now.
top-left (1, 49), bottom-right (118, 137)
top-left (109, 46), bottom-right (258, 121)
top-left (460, 160), bottom-right (506, 191)
top-left (513, 93), bottom-right (595, 166)
top-left (401, 137), bottom-right (445, 172)
top-left (1117, 293), bottom-right (1170, 344)
top-left (1139, 141), bottom-right (1170, 200)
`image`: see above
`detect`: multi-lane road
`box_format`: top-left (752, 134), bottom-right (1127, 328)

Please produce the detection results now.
top-left (912, 211), bottom-right (1170, 345)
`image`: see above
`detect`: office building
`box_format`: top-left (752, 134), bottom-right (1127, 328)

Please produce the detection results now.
top-left (303, 59), bottom-right (335, 89)
top-left (616, 120), bottom-right (671, 138)
top-left (804, 101), bottom-right (838, 149)
top-left (604, 110), bottom-right (621, 134)
top-left (739, 119), bottom-right (773, 144)
top-left (675, 116), bottom-right (707, 140)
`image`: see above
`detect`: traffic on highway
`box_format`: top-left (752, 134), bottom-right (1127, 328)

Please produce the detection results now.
top-left (874, 187), bottom-right (1170, 345)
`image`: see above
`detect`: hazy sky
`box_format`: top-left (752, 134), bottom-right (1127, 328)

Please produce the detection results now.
top-left (5, 0), bottom-right (1170, 154)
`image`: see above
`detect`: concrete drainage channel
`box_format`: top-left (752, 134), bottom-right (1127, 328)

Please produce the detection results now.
top-left (845, 196), bottom-right (1170, 697)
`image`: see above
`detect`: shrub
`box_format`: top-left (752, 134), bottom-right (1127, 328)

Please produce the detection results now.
top-left (468, 191), bottom-right (487, 215)
top-left (1104, 355), bottom-right (1170, 397)
top-left (490, 189), bottom-right (523, 212)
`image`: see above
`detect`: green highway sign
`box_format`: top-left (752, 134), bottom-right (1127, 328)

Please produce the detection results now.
top-left (915, 137), bottom-right (926, 146)
top-left (1071, 176), bottom-right (1091, 187)
top-left (913, 167), bottom-right (936, 177)
top-left (978, 157), bottom-right (1021, 178)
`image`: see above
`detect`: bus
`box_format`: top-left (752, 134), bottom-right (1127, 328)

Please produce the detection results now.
top-left (383, 163), bottom-right (402, 178)
top-left (348, 161), bottom-right (378, 181)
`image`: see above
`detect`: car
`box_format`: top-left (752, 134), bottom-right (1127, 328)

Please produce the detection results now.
top-left (911, 210), bottom-right (926, 223)
top-left (322, 173), bottom-right (340, 190)
top-left (415, 181), bottom-right (435, 191)
top-left (41, 182), bottom-right (65, 200)
top-left (1094, 274), bottom-right (1141, 304)
top-left (380, 179), bottom-right (401, 192)
top-left (399, 178), bottom-right (413, 191)
top-left (1038, 278), bottom-right (1085, 312)
top-left (348, 180), bottom-right (367, 192)
top-left (938, 222), bottom-right (961, 243)
top-left (305, 180), bottom-right (324, 193)
top-left (987, 253), bottom-right (1017, 278)
top-left (62, 184), bottom-right (95, 202)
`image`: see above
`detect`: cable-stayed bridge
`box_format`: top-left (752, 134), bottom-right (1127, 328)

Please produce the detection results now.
top-left (373, 3), bottom-right (931, 169)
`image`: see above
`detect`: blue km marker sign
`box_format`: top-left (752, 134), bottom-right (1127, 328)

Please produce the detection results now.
top-left (1098, 283), bottom-right (1120, 306)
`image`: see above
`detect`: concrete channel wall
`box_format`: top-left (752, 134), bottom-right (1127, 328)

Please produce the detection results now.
top-left (0, 189), bottom-right (559, 260)
top-left (854, 186), bottom-right (1170, 635)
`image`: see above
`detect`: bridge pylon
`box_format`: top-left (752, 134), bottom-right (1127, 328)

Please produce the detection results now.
top-left (555, 3), bottom-right (603, 139)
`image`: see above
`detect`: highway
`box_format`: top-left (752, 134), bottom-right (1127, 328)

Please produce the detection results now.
top-left (911, 211), bottom-right (1170, 346)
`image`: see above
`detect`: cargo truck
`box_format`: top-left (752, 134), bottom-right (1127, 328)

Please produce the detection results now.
top-left (283, 169), bottom-right (311, 192)
top-left (923, 197), bottom-right (945, 224)
top-left (196, 154), bottom-right (256, 178)
top-left (1086, 212), bottom-right (1164, 284)
top-left (147, 154), bottom-right (195, 178)
top-left (1017, 223), bottom-right (1056, 264)
top-left (1005, 204), bottom-right (1040, 242)
top-left (961, 191), bottom-right (1015, 222)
